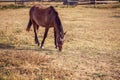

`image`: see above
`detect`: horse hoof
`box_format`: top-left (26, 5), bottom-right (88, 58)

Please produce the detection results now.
top-left (40, 46), bottom-right (44, 49)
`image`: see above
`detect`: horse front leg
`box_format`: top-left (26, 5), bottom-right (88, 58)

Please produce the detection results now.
top-left (54, 28), bottom-right (57, 49)
top-left (33, 24), bottom-right (40, 46)
top-left (40, 28), bottom-right (49, 48)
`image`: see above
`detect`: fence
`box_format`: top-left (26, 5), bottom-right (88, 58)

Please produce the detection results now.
top-left (0, 0), bottom-right (119, 4)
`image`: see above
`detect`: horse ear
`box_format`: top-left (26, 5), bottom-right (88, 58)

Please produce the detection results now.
top-left (64, 31), bottom-right (67, 35)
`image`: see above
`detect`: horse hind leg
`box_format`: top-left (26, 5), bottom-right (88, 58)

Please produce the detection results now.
top-left (33, 23), bottom-right (40, 46)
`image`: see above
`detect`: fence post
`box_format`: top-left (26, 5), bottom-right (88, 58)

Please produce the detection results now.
top-left (15, 0), bottom-right (16, 4)
top-left (94, 0), bottom-right (96, 8)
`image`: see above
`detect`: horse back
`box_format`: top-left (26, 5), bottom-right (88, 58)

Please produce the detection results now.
top-left (29, 5), bottom-right (58, 27)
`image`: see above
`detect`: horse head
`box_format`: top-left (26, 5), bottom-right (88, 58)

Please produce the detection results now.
top-left (57, 32), bottom-right (66, 51)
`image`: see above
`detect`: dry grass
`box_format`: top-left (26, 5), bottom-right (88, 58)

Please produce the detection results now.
top-left (0, 50), bottom-right (72, 80)
top-left (0, 2), bottom-right (120, 80)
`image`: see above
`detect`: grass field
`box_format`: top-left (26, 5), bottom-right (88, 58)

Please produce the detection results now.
top-left (0, 2), bottom-right (120, 80)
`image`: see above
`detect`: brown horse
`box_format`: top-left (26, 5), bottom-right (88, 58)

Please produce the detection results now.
top-left (26, 5), bottom-right (66, 51)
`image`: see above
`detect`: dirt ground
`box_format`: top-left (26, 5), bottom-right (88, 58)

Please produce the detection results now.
top-left (0, 3), bottom-right (120, 80)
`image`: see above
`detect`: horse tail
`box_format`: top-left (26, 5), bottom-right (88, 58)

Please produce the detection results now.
top-left (26, 18), bottom-right (32, 32)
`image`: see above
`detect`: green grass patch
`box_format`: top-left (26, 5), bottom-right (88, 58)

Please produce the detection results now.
top-left (0, 4), bottom-right (30, 10)
top-left (92, 73), bottom-right (107, 79)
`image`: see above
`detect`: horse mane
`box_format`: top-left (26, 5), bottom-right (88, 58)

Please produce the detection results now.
top-left (49, 6), bottom-right (58, 15)
top-left (48, 6), bottom-right (64, 36)
top-left (54, 13), bottom-right (64, 38)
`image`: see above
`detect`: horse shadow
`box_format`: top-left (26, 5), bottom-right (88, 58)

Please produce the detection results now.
top-left (17, 47), bottom-right (54, 52)
top-left (17, 47), bottom-right (56, 55)
top-left (0, 43), bottom-right (55, 53)
top-left (0, 43), bottom-right (15, 49)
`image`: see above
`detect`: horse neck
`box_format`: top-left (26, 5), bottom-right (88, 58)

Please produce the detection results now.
top-left (55, 16), bottom-right (64, 38)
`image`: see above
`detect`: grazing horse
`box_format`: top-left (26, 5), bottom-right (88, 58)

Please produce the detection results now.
top-left (26, 5), bottom-right (66, 51)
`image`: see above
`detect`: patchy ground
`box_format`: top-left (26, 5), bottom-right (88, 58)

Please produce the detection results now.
top-left (0, 3), bottom-right (120, 80)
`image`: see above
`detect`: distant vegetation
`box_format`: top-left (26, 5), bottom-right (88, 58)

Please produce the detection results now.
top-left (0, 4), bottom-right (30, 10)
top-left (0, 2), bottom-right (120, 10)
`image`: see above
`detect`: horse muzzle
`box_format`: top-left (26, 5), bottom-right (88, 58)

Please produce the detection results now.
top-left (58, 46), bottom-right (62, 51)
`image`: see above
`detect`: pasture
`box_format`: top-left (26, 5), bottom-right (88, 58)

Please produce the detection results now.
top-left (0, 3), bottom-right (120, 80)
